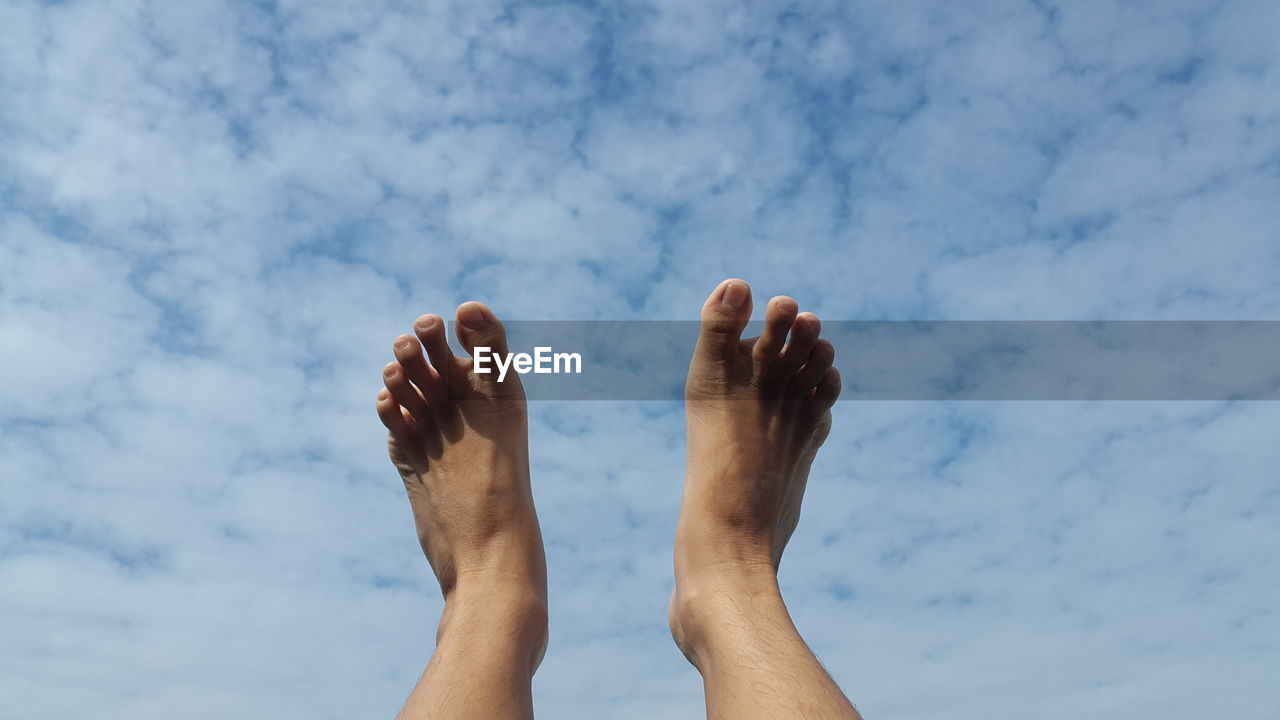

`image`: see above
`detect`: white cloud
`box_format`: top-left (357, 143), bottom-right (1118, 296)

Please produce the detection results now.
top-left (1, 0), bottom-right (1277, 718)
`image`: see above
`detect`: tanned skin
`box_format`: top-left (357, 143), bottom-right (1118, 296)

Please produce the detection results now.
top-left (376, 282), bottom-right (859, 719)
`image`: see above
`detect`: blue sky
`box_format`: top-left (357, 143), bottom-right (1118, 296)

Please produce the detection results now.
top-left (2, 1), bottom-right (1279, 718)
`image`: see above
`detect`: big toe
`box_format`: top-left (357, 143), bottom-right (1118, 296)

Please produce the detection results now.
top-left (454, 301), bottom-right (523, 395)
top-left (454, 301), bottom-right (509, 357)
top-left (693, 278), bottom-right (753, 365)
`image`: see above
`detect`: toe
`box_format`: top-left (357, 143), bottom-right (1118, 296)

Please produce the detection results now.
top-left (383, 361), bottom-right (431, 426)
top-left (376, 387), bottom-right (411, 438)
top-left (394, 333), bottom-right (447, 409)
top-left (808, 366), bottom-right (842, 412)
top-left (752, 295), bottom-right (798, 368)
top-left (774, 312), bottom-right (821, 378)
top-left (792, 339), bottom-right (835, 394)
top-left (694, 278), bottom-right (753, 365)
top-left (454, 302), bottom-right (525, 396)
top-left (454, 301), bottom-right (509, 358)
top-left (414, 314), bottom-right (455, 387)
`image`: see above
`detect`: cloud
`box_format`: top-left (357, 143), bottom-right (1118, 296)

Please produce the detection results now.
top-left (1, 0), bottom-right (1278, 718)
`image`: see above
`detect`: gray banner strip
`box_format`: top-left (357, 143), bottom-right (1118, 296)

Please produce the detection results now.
top-left (444, 321), bottom-right (1280, 401)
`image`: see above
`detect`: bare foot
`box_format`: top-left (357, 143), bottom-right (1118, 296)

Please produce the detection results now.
top-left (670, 278), bottom-right (841, 666)
top-left (376, 302), bottom-right (548, 673)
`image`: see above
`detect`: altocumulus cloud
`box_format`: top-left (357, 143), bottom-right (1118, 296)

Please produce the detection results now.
top-left (1, 1), bottom-right (1279, 718)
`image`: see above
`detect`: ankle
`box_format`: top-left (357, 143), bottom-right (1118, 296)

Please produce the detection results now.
top-left (439, 582), bottom-right (549, 673)
top-left (670, 564), bottom-right (783, 668)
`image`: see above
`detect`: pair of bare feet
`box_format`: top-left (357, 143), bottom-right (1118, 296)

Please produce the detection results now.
top-left (376, 279), bottom-right (860, 719)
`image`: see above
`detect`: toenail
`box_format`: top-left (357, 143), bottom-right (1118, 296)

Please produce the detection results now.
top-left (394, 338), bottom-right (410, 350)
top-left (417, 316), bottom-right (436, 330)
top-left (384, 365), bottom-right (398, 377)
top-left (458, 304), bottom-right (490, 330)
top-left (721, 281), bottom-right (748, 309)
